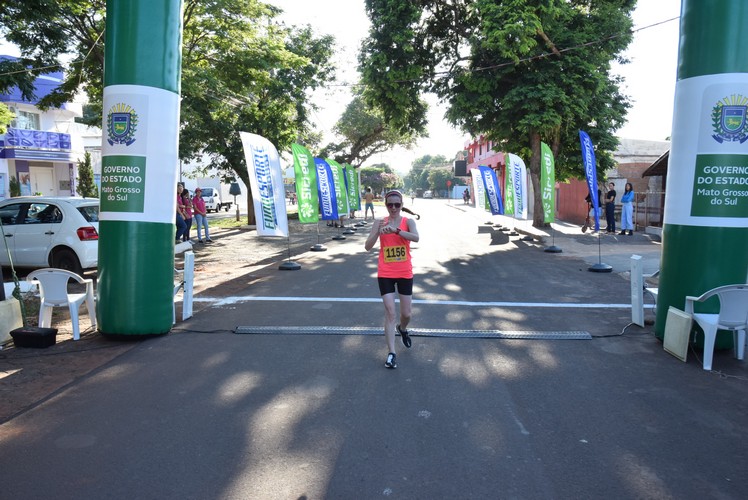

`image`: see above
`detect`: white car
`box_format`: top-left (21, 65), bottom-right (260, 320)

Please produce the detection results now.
top-left (0, 196), bottom-right (99, 275)
top-left (423, 190), bottom-right (433, 199)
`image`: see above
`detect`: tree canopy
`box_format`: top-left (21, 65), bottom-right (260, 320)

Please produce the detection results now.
top-left (0, 0), bottom-right (335, 223)
top-left (319, 91), bottom-right (420, 167)
top-left (360, 163), bottom-right (402, 195)
top-left (0, 104), bottom-right (12, 133)
top-left (360, 0), bottom-right (636, 226)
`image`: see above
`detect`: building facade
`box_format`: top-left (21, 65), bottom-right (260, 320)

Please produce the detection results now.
top-left (0, 57), bottom-right (85, 200)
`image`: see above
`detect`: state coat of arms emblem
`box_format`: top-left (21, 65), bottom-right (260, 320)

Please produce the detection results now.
top-left (107, 103), bottom-right (138, 146)
top-left (712, 95), bottom-right (748, 143)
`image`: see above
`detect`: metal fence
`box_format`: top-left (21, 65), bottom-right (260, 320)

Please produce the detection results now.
top-left (635, 191), bottom-right (665, 229)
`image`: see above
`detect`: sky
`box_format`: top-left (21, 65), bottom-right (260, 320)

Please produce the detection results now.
top-left (1, 0), bottom-right (682, 171)
top-left (272, 0), bottom-right (682, 170)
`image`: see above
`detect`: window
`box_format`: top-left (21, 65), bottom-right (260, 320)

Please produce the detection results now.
top-left (25, 203), bottom-right (62, 224)
top-left (77, 205), bottom-right (99, 223)
top-left (0, 204), bottom-right (23, 225)
top-left (10, 109), bottom-right (41, 130)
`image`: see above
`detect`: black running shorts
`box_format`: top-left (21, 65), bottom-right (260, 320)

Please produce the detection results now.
top-left (378, 277), bottom-right (413, 296)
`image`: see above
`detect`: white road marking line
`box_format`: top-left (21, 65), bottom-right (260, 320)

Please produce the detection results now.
top-left (191, 295), bottom-right (653, 309)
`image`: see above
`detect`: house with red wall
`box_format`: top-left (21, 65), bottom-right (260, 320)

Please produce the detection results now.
top-left (463, 136), bottom-right (506, 204)
top-left (462, 135), bottom-right (669, 228)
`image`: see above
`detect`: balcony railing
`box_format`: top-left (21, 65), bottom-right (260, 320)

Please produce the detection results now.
top-left (3, 127), bottom-right (71, 151)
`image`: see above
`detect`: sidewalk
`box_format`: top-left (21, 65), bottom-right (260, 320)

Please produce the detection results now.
top-left (452, 200), bottom-right (662, 276)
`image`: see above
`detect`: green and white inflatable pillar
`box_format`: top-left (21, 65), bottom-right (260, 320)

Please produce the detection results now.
top-left (97, 0), bottom-right (183, 335)
top-left (655, 0), bottom-right (748, 344)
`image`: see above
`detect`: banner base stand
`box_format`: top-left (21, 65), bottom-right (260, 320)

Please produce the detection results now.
top-left (332, 235), bottom-right (346, 241)
top-left (588, 263), bottom-right (612, 273)
top-left (310, 244), bottom-right (327, 252)
top-left (343, 228), bottom-right (356, 235)
top-left (279, 261), bottom-right (301, 271)
top-left (521, 235), bottom-right (534, 242)
top-left (544, 245), bottom-right (563, 253)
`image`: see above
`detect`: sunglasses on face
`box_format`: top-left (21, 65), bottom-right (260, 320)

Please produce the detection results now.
top-left (386, 202), bottom-right (402, 208)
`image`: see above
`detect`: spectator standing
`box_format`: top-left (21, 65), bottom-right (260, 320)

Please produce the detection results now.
top-left (192, 187), bottom-right (213, 243)
top-left (181, 188), bottom-right (193, 242)
top-left (619, 182), bottom-right (635, 235)
top-left (604, 182), bottom-right (617, 233)
top-left (176, 183), bottom-right (187, 242)
top-left (584, 188), bottom-right (603, 233)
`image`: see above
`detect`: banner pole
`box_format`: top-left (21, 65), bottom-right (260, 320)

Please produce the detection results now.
top-left (588, 231), bottom-right (612, 273)
top-left (310, 222), bottom-right (327, 251)
top-left (544, 223), bottom-right (563, 253)
top-left (279, 234), bottom-right (301, 270)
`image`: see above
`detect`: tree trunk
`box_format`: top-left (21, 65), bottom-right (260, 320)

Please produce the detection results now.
top-left (238, 172), bottom-right (256, 226)
top-left (529, 130), bottom-right (544, 228)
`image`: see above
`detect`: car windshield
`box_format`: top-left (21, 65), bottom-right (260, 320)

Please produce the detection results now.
top-left (77, 205), bottom-right (99, 222)
top-left (201, 188), bottom-right (214, 196)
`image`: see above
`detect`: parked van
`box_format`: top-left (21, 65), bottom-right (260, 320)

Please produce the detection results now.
top-left (200, 186), bottom-right (232, 212)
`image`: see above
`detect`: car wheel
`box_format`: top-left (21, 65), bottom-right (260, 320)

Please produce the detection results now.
top-left (52, 248), bottom-right (83, 275)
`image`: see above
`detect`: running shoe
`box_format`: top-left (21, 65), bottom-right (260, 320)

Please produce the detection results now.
top-left (397, 324), bottom-right (412, 348)
top-left (385, 352), bottom-right (397, 369)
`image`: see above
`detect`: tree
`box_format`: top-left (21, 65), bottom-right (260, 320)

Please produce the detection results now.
top-left (319, 92), bottom-right (421, 166)
top-left (9, 176), bottom-right (21, 197)
top-left (360, 0), bottom-right (635, 226)
top-left (403, 154), bottom-right (453, 193)
top-left (178, 1), bottom-right (335, 223)
top-left (0, 0), bottom-right (335, 224)
top-left (0, 104), bottom-right (13, 134)
top-left (427, 168), bottom-right (453, 195)
top-left (0, 1), bottom-right (106, 113)
top-left (360, 164), bottom-right (402, 194)
top-left (76, 151), bottom-right (98, 198)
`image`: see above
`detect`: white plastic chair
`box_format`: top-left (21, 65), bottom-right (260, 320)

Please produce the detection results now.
top-left (685, 284), bottom-right (748, 371)
top-left (26, 268), bottom-right (96, 341)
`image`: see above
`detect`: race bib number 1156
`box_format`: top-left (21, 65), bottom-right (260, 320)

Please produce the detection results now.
top-left (383, 245), bottom-right (407, 263)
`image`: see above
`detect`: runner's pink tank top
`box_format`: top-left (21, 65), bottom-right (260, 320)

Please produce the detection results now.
top-left (377, 217), bottom-right (412, 278)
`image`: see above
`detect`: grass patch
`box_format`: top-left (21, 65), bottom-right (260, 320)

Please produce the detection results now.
top-left (209, 206), bottom-right (300, 229)
top-left (210, 217), bottom-right (249, 229)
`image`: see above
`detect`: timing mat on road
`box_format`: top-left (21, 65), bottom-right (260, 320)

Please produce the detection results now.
top-left (234, 326), bottom-right (592, 340)
top-left (196, 295), bottom-right (652, 309)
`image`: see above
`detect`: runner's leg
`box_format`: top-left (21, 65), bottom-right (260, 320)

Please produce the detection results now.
top-left (381, 292), bottom-right (397, 353)
top-left (399, 293), bottom-right (412, 331)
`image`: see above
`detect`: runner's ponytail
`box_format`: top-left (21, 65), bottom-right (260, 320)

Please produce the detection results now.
top-left (402, 207), bottom-right (421, 220)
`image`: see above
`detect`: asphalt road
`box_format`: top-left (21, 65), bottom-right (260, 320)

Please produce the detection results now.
top-left (1, 200), bottom-right (746, 499)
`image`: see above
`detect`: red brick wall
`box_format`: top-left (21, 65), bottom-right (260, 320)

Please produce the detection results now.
top-left (615, 162), bottom-right (650, 194)
top-left (557, 179), bottom-right (593, 225)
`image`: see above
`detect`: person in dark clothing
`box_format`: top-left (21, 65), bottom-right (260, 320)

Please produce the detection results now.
top-left (604, 182), bottom-right (617, 233)
top-left (584, 188), bottom-right (602, 232)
